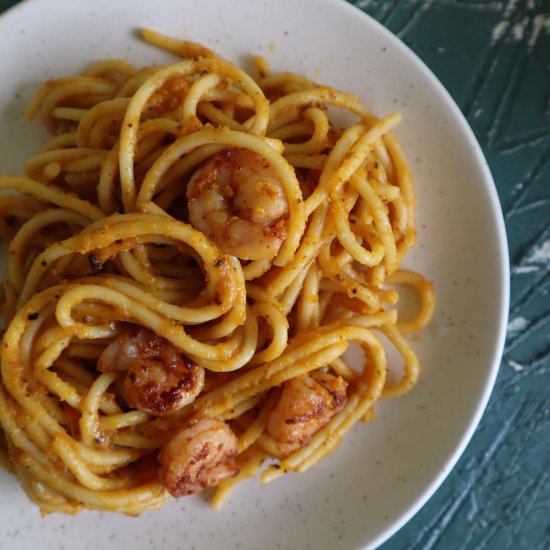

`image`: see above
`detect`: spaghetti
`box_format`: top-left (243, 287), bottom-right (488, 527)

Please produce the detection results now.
top-left (0, 29), bottom-right (435, 515)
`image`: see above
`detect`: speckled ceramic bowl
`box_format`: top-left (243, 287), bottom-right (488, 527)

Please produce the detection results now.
top-left (0, 0), bottom-right (509, 548)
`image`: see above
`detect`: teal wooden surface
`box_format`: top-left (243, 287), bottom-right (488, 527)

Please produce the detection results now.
top-left (0, 0), bottom-right (548, 548)
top-left (349, 1), bottom-right (550, 549)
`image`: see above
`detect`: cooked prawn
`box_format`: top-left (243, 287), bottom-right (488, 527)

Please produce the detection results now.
top-left (97, 326), bottom-right (204, 416)
top-left (266, 371), bottom-right (348, 455)
top-left (186, 148), bottom-right (289, 260)
top-left (158, 418), bottom-right (239, 497)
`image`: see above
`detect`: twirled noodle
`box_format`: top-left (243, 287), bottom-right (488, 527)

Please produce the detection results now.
top-left (0, 29), bottom-right (435, 515)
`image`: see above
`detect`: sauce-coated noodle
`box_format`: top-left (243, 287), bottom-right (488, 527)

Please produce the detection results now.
top-left (0, 29), bottom-right (434, 515)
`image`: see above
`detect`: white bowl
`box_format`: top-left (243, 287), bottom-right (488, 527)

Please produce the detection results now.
top-left (0, 0), bottom-right (509, 548)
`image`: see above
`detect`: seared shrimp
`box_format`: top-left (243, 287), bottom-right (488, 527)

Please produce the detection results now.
top-left (267, 372), bottom-right (348, 455)
top-left (158, 418), bottom-right (239, 496)
top-left (186, 148), bottom-right (289, 260)
top-left (97, 326), bottom-right (204, 416)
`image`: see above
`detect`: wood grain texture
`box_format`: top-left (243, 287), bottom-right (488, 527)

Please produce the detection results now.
top-left (350, 1), bottom-right (549, 548)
